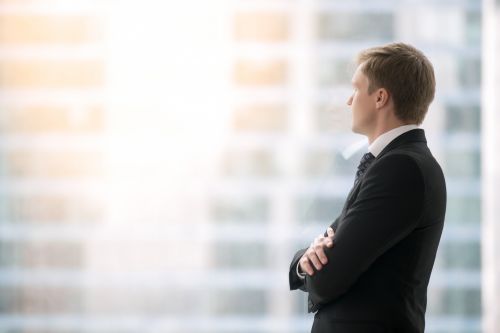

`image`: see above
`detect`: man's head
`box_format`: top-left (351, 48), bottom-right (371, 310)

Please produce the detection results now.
top-left (347, 42), bottom-right (435, 136)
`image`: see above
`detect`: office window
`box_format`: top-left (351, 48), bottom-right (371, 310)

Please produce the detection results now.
top-left (446, 196), bottom-right (481, 225)
top-left (458, 56), bottom-right (481, 89)
top-left (317, 12), bottom-right (394, 41)
top-left (221, 149), bottom-right (279, 178)
top-left (208, 289), bottom-right (268, 315)
top-left (314, 104), bottom-right (353, 133)
top-left (0, 105), bottom-right (105, 133)
top-left (211, 196), bottom-right (270, 223)
top-left (302, 149), bottom-right (357, 177)
top-left (3, 151), bottom-right (103, 178)
top-left (84, 288), bottom-right (201, 316)
top-left (0, 60), bottom-right (104, 88)
top-left (441, 241), bottom-right (481, 270)
top-left (465, 11), bottom-right (481, 45)
top-left (443, 150), bottom-right (480, 178)
top-left (20, 241), bottom-right (83, 269)
top-left (0, 15), bottom-right (102, 45)
top-left (296, 196), bottom-right (345, 223)
top-left (431, 287), bottom-right (482, 316)
top-left (0, 1), bottom-right (487, 332)
top-left (0, 286), bottom-right (83, 314)
top-left (317, 58), bottom-right (353, 87)
top-left (212, 242), bottom-right (268, 268)
top-left (234, 12), bottom-right (290, 42)
top-left (445, 103), bottom-right (480, 133)
top-left (233, 59), bottom-right (288, 86)
top-left (232, 104), bottom-right (288, 133)
top-left (0, 195), bottom-right (103, 223)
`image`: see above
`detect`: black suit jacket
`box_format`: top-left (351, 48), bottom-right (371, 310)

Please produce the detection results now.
top-left (289, 129), bottom-right (446, 333)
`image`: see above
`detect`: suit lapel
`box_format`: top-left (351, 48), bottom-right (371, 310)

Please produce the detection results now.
top-left (338, 129), bottom-right (427, 221)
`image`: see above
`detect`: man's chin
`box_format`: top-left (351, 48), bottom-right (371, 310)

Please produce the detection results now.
top-left (351, 122), bottom-right (368, 136)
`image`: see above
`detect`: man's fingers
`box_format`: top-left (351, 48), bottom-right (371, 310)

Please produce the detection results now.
top-left (313, 236), bottom-right (328, 265)
top-left (326, 228), bottom-right (335, 247)
top-left (306, 249), bottom-right (323, 271)
top-left (314, 243), bottom-right (328, 265)
top-left (301, 231), bottom-right (334, 276)
top-left (300, 257), bottom-right (314, 275)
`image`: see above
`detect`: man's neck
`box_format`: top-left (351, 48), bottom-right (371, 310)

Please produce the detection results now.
top-left (367, 119), bottom-right (411, 144)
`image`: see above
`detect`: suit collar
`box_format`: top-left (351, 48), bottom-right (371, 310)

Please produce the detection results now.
top-left (369, 124), bottom-right (420, 157)
top-left (377, 128), bottom-right (427, 158)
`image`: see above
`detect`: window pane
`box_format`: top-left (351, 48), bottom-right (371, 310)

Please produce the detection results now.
top-left (317, 13), bottom-right (394, 41)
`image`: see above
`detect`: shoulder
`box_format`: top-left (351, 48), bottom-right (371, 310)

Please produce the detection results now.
top-left (371, 151), bottom-right (422, 176)
top-left (365, 152), bottom-right (424, 190)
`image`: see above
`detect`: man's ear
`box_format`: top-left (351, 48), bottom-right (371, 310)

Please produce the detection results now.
top-left (375, 88), bottom-right (390, 109)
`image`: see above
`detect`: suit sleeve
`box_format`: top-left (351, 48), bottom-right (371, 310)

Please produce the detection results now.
top-left (289, 248), bottom-right (307, 291)
top-left (324, 217), bottom-right (340, 236)
top-left (305, 154), bottom-right (425, 307)
top-left (289, 217), bottom-right (341, 291)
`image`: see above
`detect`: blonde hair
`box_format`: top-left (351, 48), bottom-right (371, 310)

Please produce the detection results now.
top-left (357, 42), bottom-right (436, 125)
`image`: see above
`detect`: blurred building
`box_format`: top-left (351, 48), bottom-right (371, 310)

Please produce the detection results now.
top-left (482, 0), bottom-right (500, 332)
top-left (0, 0), bottom-right (483, 333)
top-left (228, 1), bottom-right (483, 332)
top-left (0, 1), bottom-right (106, 330)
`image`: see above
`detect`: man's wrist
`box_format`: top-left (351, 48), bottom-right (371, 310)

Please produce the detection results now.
top-left (296, 261), bottom-right (306, 279)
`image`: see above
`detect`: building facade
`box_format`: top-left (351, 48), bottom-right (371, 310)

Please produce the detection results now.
top-left (0, 0), bottom-right (484, 332)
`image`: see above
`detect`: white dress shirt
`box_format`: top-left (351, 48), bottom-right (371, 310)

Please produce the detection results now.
top-left (296, 124), bottom-right (420, 278)
top-left (368, 124), bottom-right (419, 157)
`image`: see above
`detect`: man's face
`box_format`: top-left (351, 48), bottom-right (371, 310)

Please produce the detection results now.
top-left (346, 64), bottom-right (377, 135)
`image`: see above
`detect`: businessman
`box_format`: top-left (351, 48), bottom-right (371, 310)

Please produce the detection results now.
top-left (289, 43), bottom-right (447, 333)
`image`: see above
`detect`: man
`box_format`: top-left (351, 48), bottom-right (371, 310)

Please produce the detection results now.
top-left (289, 43), bottom-right (447, 333)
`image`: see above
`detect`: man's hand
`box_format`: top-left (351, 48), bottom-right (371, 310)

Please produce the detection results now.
top-left (299, 227), bottom-right (335, 276)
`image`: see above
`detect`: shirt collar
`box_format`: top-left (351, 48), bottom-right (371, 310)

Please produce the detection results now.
top-left (368, 124), bottom-right (420, 157)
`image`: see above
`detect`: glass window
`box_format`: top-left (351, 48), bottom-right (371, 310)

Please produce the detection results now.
top-left (207, 289), bottom-right (268, 315)
top-left (314, 104), bottom-right (353, 133)
top-left (317, 12), bottom-right (394, 41)
top-left (233, 59), bottom-right (288, 86)
top-left (234, 12), bottom-right (290, 42)
top-left (441, 241), bottom-right (481, 269)
top-left (0, 15), bottom-right (101, 45)
top-left (317, 58), bottom-right (354, 86)
top-left (446, 196), bottom-right (481, 224)
top-left (0, 60), bottom-right (103, 89)
top-left (3, 151), bottom-right (103, 178)
top-left (465, 11), bottom-right (481, 45)
top-left (443, 150), bottom-right (480, 178)
top-left (211, 196), bottom-right (270, 223)
top-left (294, 291), bottom-right (309, 315)
top-left (458, 56), bottom-right (481, 89)
top-left (0, 286), bottom-right (83, 314)
top-left (302, 149), bottom-right (358, 177)
top-left (211, 242), bottom-right (268, 268)
top-left (0, 105), bottom-right (104, 133)
top-left (221, 149), bottom-right (279, 178)
top-left (0, 195), bottom-right (103, 223)
top-left (232, 104), bottom-right (288, 133)
top-left (296, 195), bottom-right (344, 223)
top-left (428, 287), bottom-right (482, 316)
top-left (0, 1), bottom-right (485, 332)
top-left (445, 103), bottom-right (480, 133)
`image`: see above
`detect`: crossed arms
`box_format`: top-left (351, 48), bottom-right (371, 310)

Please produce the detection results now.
top-left (289, 154), bottom-right (425, 308)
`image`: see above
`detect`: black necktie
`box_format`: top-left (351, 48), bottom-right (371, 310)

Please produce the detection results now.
top-left (354, 152), bottom-right (375, 184)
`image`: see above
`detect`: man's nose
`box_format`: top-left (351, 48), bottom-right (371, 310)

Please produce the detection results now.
top-left (346, 96), bottom-right (353, 106)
